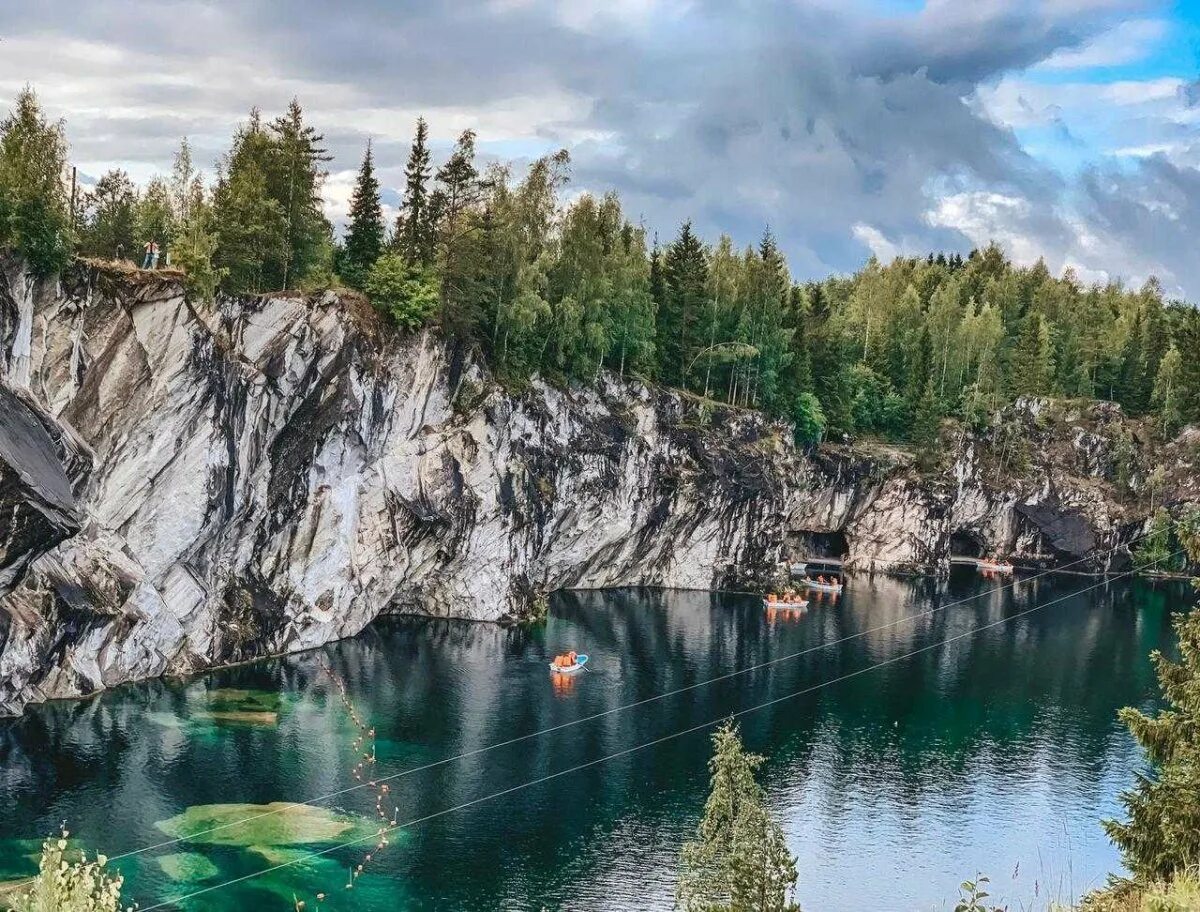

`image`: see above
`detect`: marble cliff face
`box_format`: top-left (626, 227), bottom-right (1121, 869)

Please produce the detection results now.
top-left (1, 258), bottom-right (1195, 714)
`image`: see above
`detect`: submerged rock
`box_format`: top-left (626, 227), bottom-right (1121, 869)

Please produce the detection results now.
top-left (155, 802), bottom-right (371, 846)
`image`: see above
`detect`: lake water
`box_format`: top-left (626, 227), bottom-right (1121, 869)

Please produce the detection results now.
top-left (0, 570), bottom-right (1193, 912)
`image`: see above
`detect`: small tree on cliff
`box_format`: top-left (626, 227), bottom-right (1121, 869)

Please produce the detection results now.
top-left (1104, 510), bottom-right (1200, 881)
top-left (394, 117), bottom-right (434, 268)
top-left (677, 721), bottom-right (801, 912)
top-left (339, 140), bottom-right (384, 290)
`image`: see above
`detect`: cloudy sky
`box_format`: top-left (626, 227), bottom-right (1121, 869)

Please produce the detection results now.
top-left (2, 0), bottom-right (1198, 297)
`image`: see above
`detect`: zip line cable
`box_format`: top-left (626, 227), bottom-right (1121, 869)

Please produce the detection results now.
top-left (98, 533), bottom-right (1157, 864)
top-left (137, 550), bottom-right (1186, 912)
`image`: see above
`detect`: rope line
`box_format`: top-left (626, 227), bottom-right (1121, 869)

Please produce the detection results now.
top-left (137, 550), bottom-right (1184, 912)
top-left (100, 532), bottom-right (1153, 863)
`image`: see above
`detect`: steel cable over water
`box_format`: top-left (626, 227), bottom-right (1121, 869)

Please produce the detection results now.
top-left (136, 549), bottom-right (1187, 912)
top-left (91, 534), bottom-right (1158, 865)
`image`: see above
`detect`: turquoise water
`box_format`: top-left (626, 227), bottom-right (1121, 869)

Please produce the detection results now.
top-left (0, 570), bottom-right (1193, 911)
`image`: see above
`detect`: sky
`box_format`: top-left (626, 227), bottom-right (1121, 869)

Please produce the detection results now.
top-left (1, 0), bottom-right (1198, 298)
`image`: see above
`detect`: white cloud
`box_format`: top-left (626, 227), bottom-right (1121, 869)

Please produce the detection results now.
top-left (851, 224), bottom-right (901, 261)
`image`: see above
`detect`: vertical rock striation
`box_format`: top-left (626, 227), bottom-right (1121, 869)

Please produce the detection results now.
top-left (0, 259), bottom-right (791, 714)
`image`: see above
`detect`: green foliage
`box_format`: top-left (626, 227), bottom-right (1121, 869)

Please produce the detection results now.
top-left (5, 97), bottom-right (1200, 455)
top-left (365, 253), bottom-right (439, 331)
top-left (172, 209), bottom-right (225, 302)
top-left (677, 721), bottom-right (800, 912)
top-left (134, 176), bottom-right (176, 256)
top-left (1104, 583), bottom-right (1200, 880)
top-left (911, 376), bottom-right (944, 470)
top-left (1141, 871), bottom-right (1200, 911)
top-left (790, 391), bottom-right (825, 446)
top-left (0, 87), bottom-right (72, 276)
top-left (1152, 346), bottom-right (1185, 439)
top-left (5, 829), bottom-right (130, 912)
top-left (339, 142), bottom-right (384, 290)
top-left (77, 170), bottom-right (136, 260)
top-left (954, 875), bottom-right (1005, 912)
top-left (1134, 509), bottom-right (1176, 573)
top-left (393, 117), bottom-right (435, 268)
top-left (211, 102), bottom-right (331, 293)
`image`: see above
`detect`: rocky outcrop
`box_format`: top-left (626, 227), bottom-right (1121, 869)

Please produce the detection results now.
top-left (0, 257), bottom-right (1195, 715)
top-left (785, 398), bottom-right (1199, 575)
top-left (0, 258), bottom-right (793, 714)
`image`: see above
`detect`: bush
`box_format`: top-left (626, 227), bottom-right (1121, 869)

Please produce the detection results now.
top-left (5, 829), bottom-right (130, 912)
top-left (364, 253), bottom-right (438, 331)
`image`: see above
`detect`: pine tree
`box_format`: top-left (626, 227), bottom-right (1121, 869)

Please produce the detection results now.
top-left (1176, 310), bottom-right (1200, 426)
top-left (911, 375), bottom-right (942, 469)
top-left (134, 176), bottom-right (176, 259)
top-left (432, 129), bottom-right (486, 332)
top-left (340, 141), bottom-right (384, 290)
top-left (1103, 602), bottom-right (1200, 881)
top-left (658, 220), bottom-right (709, 388)
top-left (395, 117), bottom-right (434, 267)
top-left (677, 721), bottom-right (801, 912)
top-left (1009, 313), bottom-right (1054, 398)
top-left (267, 99), bottom-right (332, 290)
top-left (0, 87), bottom-right (72, 276)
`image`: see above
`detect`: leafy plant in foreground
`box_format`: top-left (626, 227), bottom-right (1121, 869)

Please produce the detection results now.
top-left (4, 829), bottom-right (130, 912)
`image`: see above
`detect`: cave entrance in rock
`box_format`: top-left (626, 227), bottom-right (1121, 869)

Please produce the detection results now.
top-left (790, 530), bottom-right (849, 561)
top-left (950, 530), bottom-right (985, 559)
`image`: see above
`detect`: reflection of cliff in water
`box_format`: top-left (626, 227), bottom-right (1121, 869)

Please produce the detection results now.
top-left (0, 574), bottom-right (1190, 912)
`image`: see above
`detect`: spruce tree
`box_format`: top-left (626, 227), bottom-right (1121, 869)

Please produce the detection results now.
top-left (1176, 310), bottom-right (1200, 426)
top-left (677, 721), bottom-right (800, 912)
top-left (267, 99), bottom-right (332, 290)
top-left (340, 141), bottom-right (384, 290)
top-left (659, 220), bottom-right (709, 388)
top-left (395, 117), bottom-right (434, 267)
top-left (1103, 595), bottom-right (1200, 880)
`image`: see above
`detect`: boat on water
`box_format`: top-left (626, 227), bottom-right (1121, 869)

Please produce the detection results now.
top-left (977, 559), bottom-right (1014, 574)
top-left (799, 577), bottom-right (843, 593)
top-left (549, 652), bottom-right (589, 674)
top-left (764, 597), bottom-right (809, 610)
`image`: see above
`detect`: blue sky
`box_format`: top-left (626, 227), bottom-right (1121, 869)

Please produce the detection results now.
top-left (1, 0), bottom-right (1198, 297)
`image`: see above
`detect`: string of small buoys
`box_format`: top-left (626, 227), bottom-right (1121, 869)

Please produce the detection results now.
top-left (294, 657), bottom-right (402, 911)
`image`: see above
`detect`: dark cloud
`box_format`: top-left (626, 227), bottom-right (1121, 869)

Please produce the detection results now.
top-left (2, 0), bottom-right (1198, 296)
top-left (1078, 155), bottom-right (1200, 295)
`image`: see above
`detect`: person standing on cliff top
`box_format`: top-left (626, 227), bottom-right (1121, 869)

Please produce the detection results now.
top-left (142, 240), bottom-right (159, 269)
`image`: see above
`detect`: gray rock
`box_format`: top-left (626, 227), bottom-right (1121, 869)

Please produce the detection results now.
top-left (0, 258), bottom-right (1193, 715)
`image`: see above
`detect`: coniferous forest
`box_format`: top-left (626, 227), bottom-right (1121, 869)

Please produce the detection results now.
top-left (3, 88), bottom-right (1199, 449)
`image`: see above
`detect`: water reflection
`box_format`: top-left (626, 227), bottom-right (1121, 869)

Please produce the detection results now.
top-left (0, 571), bottom-right (1191, 912)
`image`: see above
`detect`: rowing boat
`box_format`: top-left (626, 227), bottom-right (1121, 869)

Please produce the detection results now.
top-left (549, 654), bottom-right (589, 674)
top-left (799, 579), bottom-right (843, 593)
top-left (977, 560), bottom-right (1014, 574)
top-left (764, 599), bottom-right (809, 610)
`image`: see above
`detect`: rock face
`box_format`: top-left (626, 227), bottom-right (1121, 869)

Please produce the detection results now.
top-left (1, 258), bottom-right (1196, 716)
top-left (0, 259), bottom-right (792, 715)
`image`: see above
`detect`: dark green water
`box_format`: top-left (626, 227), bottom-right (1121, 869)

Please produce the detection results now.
top-left (0, 571), bottom-right (1193, 911)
